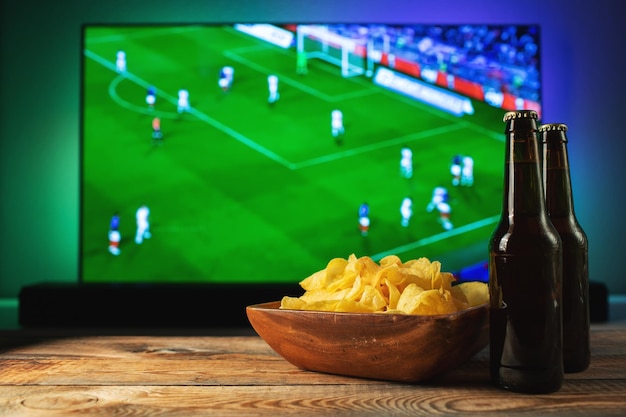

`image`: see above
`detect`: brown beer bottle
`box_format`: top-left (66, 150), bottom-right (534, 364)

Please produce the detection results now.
top-left (540, 123), bottom-right (590, 373)
top-left (489, 110), bottom-right (563, 393)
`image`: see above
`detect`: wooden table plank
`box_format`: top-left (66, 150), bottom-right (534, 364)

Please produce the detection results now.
top-left (0, 323), bottom-right (624, 416)
top-left (1, 383), bottom-right (625, 417)
top-left (0, 336), bottom-right (373, 386)
top-left (1, 326), bottom-right (624, 386)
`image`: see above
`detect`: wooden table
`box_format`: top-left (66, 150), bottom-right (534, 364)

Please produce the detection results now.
top-left (0, 323), bottom-right (624, 417)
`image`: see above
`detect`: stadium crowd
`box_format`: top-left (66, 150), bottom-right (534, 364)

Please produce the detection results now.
top-left (323, 24), bottom-right (540, 103)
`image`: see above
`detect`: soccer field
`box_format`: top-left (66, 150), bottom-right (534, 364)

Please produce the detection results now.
top-left (81, 25), bottom-right (505, 284)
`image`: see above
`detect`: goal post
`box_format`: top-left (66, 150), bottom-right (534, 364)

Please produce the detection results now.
top-left (296, 25), bottom-right (373, 78)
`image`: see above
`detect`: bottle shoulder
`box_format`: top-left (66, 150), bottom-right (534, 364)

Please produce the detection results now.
top-left (490, 217), bottom-right (561, 253)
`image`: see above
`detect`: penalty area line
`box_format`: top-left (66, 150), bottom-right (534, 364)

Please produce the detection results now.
top-left (88, 49), bottom-right (295, 169)
top-left (370, 215), bottom-right (500, 261)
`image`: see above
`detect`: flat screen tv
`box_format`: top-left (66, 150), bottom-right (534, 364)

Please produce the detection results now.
top-left (78, 23), bottom-right (541, 323)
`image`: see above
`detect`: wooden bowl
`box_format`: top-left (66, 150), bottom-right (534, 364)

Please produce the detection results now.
top-left (246, 301), bottom-right (489, 383)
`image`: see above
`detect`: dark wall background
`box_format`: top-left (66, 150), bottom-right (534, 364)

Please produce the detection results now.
top-left (1, 0), bottom-right (625, 297)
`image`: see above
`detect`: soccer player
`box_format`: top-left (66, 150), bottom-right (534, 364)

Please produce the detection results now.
top-left (461, 155), bottom-right (474, 186)
top-left (152, 117), bottom-right (162, 144)
top-left (400, 147), bottom-right (413, 179)
top-left (177, 89), bottom-right (190, 114)
top-left (359, 216), bottom-right (370, 236)
top-left (267, 75), bottom-right (279, 104)
top-left (219, 66), bottom-right (234, 92)
top-left (108, 212), bottom-right (121, 255)
top-left (358, 202), bottom-right (370, 236)
top-left (110, 212), bottom-right (120, 232)
top-left (331, 109), bottom-right (345, 144)
top-left (108, 229), bottom-right (121, 256)
top-left (427, 186), bottom-right (449, 212)
top-left (436, 201), bottom-right (453, 230)
top-left (146, 86), bottom-right (156, 110)
top-left (400, 197), bottom-right (413, 227)
top-left (450, 154), bottom-right (462, 186)
top-left (135, 205), bottom-right (151, 244)
top-left (359, 201), bottom-right (370, 219)
top-left (115, 50), bottom-right (126, 73)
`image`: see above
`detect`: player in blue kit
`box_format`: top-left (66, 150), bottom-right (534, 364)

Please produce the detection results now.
top-left (358, 202), bottom-right (370, 236)
top-left (427, 186), bottom-right (449, 212)
top-left (436, 201), bottom-right (453, 230)
top-left (451, 154), bottom-right (462, 186)
top-left (146, 86), bottom-right (156, 110)
top-left (219, 66), bottom-right (234, 92)
top-left (108, 212), bottom-right (121, 255)
top-left (110, 212), bottom-right (120, 232)
top-left (427, 186), bottom-right (453, 230)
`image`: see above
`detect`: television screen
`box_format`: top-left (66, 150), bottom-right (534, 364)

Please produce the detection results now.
top-left (80, 23), bottom-right (541, 286)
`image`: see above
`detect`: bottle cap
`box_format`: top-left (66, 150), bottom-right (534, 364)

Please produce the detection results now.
top-left (503, 110), bottom-right (538, 122)
top-left (538, 123), bottom-right (568, 132)
top-left (539, 123), bottom-right (568, 143)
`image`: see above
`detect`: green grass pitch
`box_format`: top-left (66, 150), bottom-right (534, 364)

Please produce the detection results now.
top-left (81, 25), bottom-right (505, 284)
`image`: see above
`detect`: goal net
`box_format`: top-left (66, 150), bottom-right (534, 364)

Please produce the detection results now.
top-left (296, 25), bottom-right (373, 78)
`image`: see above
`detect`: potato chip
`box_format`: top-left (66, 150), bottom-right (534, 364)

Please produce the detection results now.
top-left (279, 254), bottom-right (489, 316)
top-left (379, 255), bottom-right (402, 267)
top-left (413, 289), bottom-right (458, 315)
top-left (451, 281), bottom-right (490, 307)
top-left (334, 299), bottom-right (375, 313)
top-left (359, 285), bottom-right (387, 312)
top-left (280, 296), bottom-right (308, 311)
top-left (345, 275), bottom-right (365, 302)
top-left (299, 269), bottom-right (328, 292)
top-left (385, 278), bottom-right (402, 310)
top-left (326, 271), bottom-right (357, 293)
top-left (300, 288), bottom-right (351, 303)
top-left (300, 257), bottom-right (348, 291)
top-left (395, 283), bottom-right (425, 314)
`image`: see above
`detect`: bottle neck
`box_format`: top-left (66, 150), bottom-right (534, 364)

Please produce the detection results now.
top-left (543, 138), bottom-right (576, 219)
top-left (502, 129), bottom-right (548, 219)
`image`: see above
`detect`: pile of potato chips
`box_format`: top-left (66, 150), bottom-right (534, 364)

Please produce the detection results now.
top-left (280, 254), bottom-right (488, 315)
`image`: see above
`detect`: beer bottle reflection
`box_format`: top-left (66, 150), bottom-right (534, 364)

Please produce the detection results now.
top-left (489, 110), bottom-right (563, 394)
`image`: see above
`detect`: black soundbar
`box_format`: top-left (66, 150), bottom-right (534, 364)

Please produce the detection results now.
top-left (18, 281), bottom-right (609, 328)
top-left (19, 282), bottom-right (302, 328)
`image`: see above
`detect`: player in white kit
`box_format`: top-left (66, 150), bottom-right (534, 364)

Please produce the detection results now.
top-left (400, 147), bottom-right (413, 179)
top-left (331, 109), bottom-right (344, 144)
top-left (436, 201), bottom-right (453, 230)
top-left (115, 51), bottom-right (126, 73)
top-left (267, 75), bottom-right (279, 104)
top-left (177, 89), bottom-right (190, 114)
top-left (400, 197), bottom-right (413, 227)
top-left (461, 155), bottom-right (474, 186)
top-left (427, 186), bottom-right (448, 212)
top-left (135, 205), bottom-right (151, 244)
